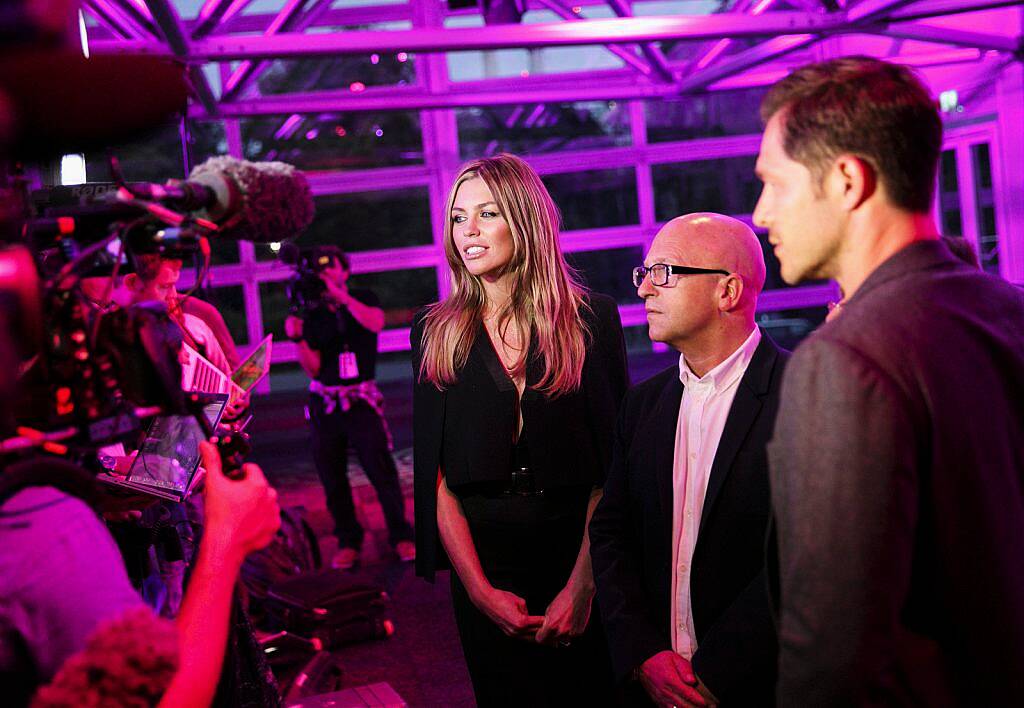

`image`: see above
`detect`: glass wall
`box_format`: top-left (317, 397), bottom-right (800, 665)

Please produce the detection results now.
top-left (68, 0), bottom-right (1008, 388)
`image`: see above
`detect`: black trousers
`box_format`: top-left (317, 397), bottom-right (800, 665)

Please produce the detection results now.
top-left (451, 485), bottom-right (617, 707)
top-left (308, 395), bottom-right (413, 550)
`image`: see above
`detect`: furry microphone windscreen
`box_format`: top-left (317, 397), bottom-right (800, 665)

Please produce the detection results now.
top-left (189, 156), bottom-right (315, 243)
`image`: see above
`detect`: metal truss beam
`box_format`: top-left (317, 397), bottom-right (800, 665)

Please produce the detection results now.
top-left (188, 81), bottom-right (679, 117)
top-left (871, 22), bottom-right (1022, 52)
top-left (846, 0), bottom-right (928, 24)
top-left (604, 0), bottom-right (676, 82)
top-left (83, 0), bottom-right (150, 38)
top-left (107, 0), bottom-right (160, 36)
top-left (205, 0), bottom-right (659, 35)
top-left (192, 0), bottom-right (255, 39)
top-left (198, 4), bottom-right (413, 35)
top-left (676, 33), bottom-right (819, 93)
top-left (221, 0), bottom-right (316, 102)
top-left (143, 0), bottom-right (219, 115)
top-left (94, 12), bottom-right (845, 59)
top-left (890, 0), bottom-right (1024, 22)
top-left (533, 0), bottom-right (657, 78)
top-left (82, 0), bottom-right (140, 39)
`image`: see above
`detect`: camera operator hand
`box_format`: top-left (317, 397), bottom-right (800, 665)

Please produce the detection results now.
top-left (199, 440), bottom-right (280, 564)
top-left (319, 271), bottom-right (352, 307)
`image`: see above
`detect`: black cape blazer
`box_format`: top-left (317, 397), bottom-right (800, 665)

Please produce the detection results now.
top-left (411, 293), bottom-right (628, 581)
top-left (590, 331), bottom-right (788, 705)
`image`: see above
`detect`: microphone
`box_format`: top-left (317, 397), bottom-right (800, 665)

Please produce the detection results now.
top-left (138, 157), bottom-right (316, 243)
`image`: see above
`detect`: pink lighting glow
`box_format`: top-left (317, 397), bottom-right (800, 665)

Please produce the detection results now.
top-left (274, 114), bottom-right (303, 141)
top-left (371, 53), bottom-right (380, 64)
top-left (305, 128), bottom-right (319, 140)
top-left (350, 81), bottom-right (367, 92)
top-left (397, 52), bottom-right (408, 62)
top-left (334, 126), bottom-right (347, 137)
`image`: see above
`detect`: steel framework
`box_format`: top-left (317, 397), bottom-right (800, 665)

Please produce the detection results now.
top-left (76, 0), bottom-right (1024, 372)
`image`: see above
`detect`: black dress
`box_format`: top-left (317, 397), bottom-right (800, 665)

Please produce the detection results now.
top-left (411, 294), bottom-right (629, 707)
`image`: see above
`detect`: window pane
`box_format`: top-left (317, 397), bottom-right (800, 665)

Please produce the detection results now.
top-left (566, 247), bottom-right (642, 305)
top-left (756, 306), bottom-right (827, 350)
top-left (456, 101), bottom-right (631, 159)
top-left (938, 149), bottom-right (962, 237)
top-left (544, 168), bottom-right (638, 231)
top-left (347, 267), bottom-right (438, 329)
top-left (197, 285), bottom-right (248, 347)
top-left (653, 156), bottom-right (759, 220)
top-left (85, 122), bottom-right (185, 183)
top-left (623, 324), bottom-right (652, 355)
top-left (241, 111), bottom-right (423, 170)
top-left (971, 143), bottom-right (999, 275)
top-left (259, 280), bottom-right (291, 341)
top-left (186, 120), bottom-right (228, 170)
top-left (645, 89), bottom-right (767, 143)
top-left (256, 187), bottom-right (432, 261)
top-left (256, 25), bottom-right (417, 95)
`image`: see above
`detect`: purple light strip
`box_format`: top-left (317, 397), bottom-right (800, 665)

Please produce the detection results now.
top-left (273, 113), bottom-right (304, 140)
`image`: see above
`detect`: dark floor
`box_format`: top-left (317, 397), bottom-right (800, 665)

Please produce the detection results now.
top-left (246, 349), bottom-right (678, 707)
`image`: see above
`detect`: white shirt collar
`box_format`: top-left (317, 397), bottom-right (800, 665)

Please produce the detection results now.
top-left (678, 327), bottom-right (761, 391)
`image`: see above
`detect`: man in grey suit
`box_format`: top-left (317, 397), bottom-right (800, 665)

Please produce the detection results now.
top-left (753, 56), bottom-right (1024, 705)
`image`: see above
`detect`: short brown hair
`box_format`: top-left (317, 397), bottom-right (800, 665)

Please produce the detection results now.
top-left (761, 56), bottom-right (942, 213)
top-left (132, 253), bottom-right (183, 282)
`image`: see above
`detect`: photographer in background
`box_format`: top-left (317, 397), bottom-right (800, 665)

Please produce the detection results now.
top-left (284, 246), bottom-right (414, 569)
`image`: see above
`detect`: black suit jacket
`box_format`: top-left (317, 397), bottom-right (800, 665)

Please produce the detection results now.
top-left (411, 293), bottom-right (629, 580)
top-left (590, 331), bottom-right (788, 705)
top-left (769, 240), bottom-right (1024, 706)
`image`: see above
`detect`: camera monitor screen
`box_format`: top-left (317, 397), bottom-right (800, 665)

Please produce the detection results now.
top-left (127, 394), bottom-right (229, 495)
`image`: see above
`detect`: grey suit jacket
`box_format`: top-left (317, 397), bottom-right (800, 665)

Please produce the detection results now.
top-left (768, 240), bottom-right (1024, 706)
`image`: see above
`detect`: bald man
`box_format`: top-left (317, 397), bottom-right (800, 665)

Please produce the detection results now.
top-left (590, 213), bottom-right (788, 707)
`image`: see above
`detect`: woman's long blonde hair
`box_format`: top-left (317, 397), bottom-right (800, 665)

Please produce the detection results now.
top-left (419, 153), bottom-right (590, 397)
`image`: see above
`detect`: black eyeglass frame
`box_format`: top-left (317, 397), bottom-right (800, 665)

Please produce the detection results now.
top-left (632, 263), bottom-right (731, 287)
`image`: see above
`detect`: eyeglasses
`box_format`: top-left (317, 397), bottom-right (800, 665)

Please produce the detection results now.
top-left (632, 263), bottom-right (731, 288)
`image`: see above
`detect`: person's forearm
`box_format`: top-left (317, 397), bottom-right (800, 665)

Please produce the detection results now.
top-left (159, 539), bottom-right (245, 708)
top-left (296, 341), bottom-right (320, 378)
top-left (437, 475), bottom-right (491, 602)
top-left (345, 299), bottom-right (385, 333)
top-left (566, 487), bottom-right (602, 592)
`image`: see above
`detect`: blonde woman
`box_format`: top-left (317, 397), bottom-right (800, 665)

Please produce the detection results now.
top-left (411, 154), bottom-right (628, 705)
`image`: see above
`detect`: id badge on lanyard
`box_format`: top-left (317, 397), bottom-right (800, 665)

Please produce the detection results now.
top-left (338, 349), bottom-right (359, 380)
